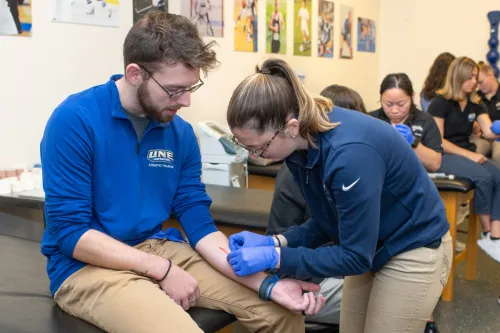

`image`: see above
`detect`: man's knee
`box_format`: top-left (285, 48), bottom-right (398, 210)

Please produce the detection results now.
top-left (260, 304), bottom-right (304, 332)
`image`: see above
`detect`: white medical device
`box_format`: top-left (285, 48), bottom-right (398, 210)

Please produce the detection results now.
top-left (197, 121), bottom-right (248, 188)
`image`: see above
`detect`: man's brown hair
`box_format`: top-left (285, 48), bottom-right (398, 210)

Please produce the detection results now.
top-left (123, 11), bottom-right (218, 76)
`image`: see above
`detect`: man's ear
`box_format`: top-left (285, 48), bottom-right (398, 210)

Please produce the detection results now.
top-left (125, 64), bottom-right (143, 86)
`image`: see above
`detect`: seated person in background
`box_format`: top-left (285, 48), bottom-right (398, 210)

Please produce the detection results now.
top-left (267, 84), bottom-right (366, 327)
top-left (40, 11), bottom-right (321, 333)
top-left (428, 56), bottom-right (500, 263)
top-left (319, 84), bottom-right (367, 113)
top-left (371, 73), bottom-right (442, 172)
top-left (477, 61), bottom-right (500, 166)
top-left (421, 53), bottom-right (491, 158)
top-left (370, 73), bottom-right (443, 333)
top-left (420, 52), bottom-right (456, 112)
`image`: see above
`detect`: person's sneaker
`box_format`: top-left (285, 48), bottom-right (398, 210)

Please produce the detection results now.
top-left (455, 240), bottom-right (466, 252)
top-left (482, 232), bottom-right (490, 239)
top-left (424, 321), bottom-right (439, 333)
top-left (477, 236), bottom-right (500, 263)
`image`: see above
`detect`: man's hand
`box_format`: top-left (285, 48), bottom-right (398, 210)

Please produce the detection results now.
top-left (227, 246), bottom-right (279, 276)
top-left (466, 151), bottom-right (488, 164)
top-left (228, 231), bottom-right (274, 251)
top-left (271, 279), bottom-right (326, 315)
top-left (158, 259), bottom-right (200, 310)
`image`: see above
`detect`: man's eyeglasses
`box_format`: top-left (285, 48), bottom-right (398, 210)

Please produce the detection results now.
top-left (232, 123), bottom-right (285, 158)
top-left (138, 65), bottom-right (204, 100)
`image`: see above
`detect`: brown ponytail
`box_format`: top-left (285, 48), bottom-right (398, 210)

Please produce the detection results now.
top-left (227, 58), bottom-right (338, 146)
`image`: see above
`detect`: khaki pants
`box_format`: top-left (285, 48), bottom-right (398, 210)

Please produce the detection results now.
top-left (340, 232), bottom-right (452, 333)
top-left (54, 239), bottom-right (304, 333)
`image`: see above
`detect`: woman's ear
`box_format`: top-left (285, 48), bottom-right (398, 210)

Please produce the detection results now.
top-left (285, 119), bottom-right (300, 138)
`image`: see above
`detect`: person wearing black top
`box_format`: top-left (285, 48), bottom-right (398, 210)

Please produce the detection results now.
top-left (267, 84), bottom-right (367, 327)
top-left (477, 61), bottom-right (500, 166)
top-left (428, 56), bottom-right (500, 263)
top-left (371, 74), bottom-right (443, 172)
top-left (370, 73), bottom-right (443, 333)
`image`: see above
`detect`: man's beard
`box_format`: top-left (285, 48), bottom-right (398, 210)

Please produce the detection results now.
top-left (137, 83), bottom-right (175, 124)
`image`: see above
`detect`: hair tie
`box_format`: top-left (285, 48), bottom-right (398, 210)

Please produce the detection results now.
top-left (259, 68), bottom-right (271, 75)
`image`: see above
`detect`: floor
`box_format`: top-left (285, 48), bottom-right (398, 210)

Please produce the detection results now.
top-left (432, 227), bottom-right (500, 333)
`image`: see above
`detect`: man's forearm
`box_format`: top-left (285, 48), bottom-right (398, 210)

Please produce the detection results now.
top-left (73, 229), bottom-right (169, 280)
top-left (195, 231), bottom-right (267, 291)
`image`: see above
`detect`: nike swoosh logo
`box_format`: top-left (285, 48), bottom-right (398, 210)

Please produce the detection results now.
top-left (342, 178), bottom-right (360, 191)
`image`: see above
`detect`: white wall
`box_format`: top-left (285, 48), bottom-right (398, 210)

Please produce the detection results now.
top-left (0, 0), bottom-right (380, 167)
top-left (379, 0), bottom-right (499, 107)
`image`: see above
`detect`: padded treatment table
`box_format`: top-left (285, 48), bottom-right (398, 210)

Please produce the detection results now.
top-left (0, 212), bottom-right (236, 333)
top-left (206, 185), bottom-right (274, 230)
top-left (247, 162), bottom-right (283, 178)
top-left (247, 162), bottom-right (283, 190)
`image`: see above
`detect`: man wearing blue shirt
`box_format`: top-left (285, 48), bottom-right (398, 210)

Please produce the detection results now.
top-left (40, 11), bottom-right (322, 333)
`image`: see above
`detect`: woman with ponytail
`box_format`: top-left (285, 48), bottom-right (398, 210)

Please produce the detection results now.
top-left (225, 58), bottom-right (452, 333)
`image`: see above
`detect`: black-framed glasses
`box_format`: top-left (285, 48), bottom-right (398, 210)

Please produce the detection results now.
top-left (138, 65), bottom-right (204, 100)
top-left (232, 123), bottom-right (285, 158)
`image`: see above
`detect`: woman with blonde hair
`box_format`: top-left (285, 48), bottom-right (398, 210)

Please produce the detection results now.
top-left (224, 58), bottom-right (452, 333)
top-left (428, 56), bottom-right (500, 262)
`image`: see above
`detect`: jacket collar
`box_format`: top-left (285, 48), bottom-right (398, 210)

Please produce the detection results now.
top-left (287, 132), bottom-right (322, 169)
top-left (108, 74), bottom-right (171, 129)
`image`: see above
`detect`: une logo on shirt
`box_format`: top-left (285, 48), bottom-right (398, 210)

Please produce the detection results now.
top-left (147, 149), bottom-right (174, 167)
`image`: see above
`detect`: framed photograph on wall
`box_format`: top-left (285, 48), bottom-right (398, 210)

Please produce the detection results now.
top-left (52, 0), bottom-right (120, 27)
top-left (181, 0), bottom-right (223, 37)
top-left (133, 0), bottom-right (167, 24)
top-left (266, 0), bottom-right (286, 55)
top-left (357, 17), bottom-right (376, 53)
top-left (293, 0), bottom-right (311, 56)
top-left (0, 0), bottom-right (32, 36)
top-left (317, 0), bottom-right (334, 58)
top-left (234, 0), bottom-right (258, 52)
top-left (339, 4), bottom-right (353, 59)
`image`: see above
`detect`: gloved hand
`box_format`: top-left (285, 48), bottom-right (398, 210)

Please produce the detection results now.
top-left (228, 231), bottom-right (274, 251)
top-left (227, 247), bottom-right (279, 277)
top-left (394, 124), bottom-right (415, 145)
top-left (490, 120), bottom-right (500, 135)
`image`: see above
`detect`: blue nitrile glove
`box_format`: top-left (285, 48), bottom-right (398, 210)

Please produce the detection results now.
top-left (227, 247), bottom-right (279, 277)
top-left (490, 120), bottom-right (500, 135)
top-left (228, 231), bottom-right (274, 251)
top-left (394, 124), bottom-right (415, 145)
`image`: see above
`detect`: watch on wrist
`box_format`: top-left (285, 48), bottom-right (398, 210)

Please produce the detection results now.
top-left (411, 136), bottom-right (421, 148)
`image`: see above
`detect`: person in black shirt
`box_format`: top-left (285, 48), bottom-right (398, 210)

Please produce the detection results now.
top-left (477, 61), bottom-right (500, 166)
top-left (428, 56), bottom-right (500, 263)
top-left (370, 73), bottom-right (442, 333)
top-left (478, 61), bottom-right (500, 121)
top-left (267, 84), bottom-right (366, 327)
top-left (371, 73), bottom-right (443, 172)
